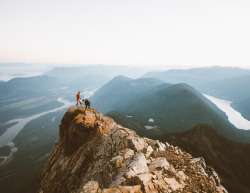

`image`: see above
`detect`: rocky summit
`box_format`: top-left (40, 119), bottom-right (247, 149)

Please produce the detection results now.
top-left (39, 107), bottom-right (227, 193)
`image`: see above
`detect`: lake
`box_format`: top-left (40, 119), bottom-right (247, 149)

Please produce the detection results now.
top-left (204, 94), bottom-right (250, 130)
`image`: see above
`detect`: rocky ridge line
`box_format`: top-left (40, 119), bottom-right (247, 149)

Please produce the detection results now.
top-left (39, 107), bottom-right (227, 193)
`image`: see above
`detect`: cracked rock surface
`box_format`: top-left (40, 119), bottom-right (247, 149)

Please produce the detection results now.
top-left (39, 107), bottom-right (227, 193)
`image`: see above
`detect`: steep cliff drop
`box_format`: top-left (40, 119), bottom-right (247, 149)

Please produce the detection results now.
top-left (39, 107), bottom-right (227, 193)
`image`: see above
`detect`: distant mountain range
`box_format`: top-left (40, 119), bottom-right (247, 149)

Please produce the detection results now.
top-left (0, 76), bottom-right (61, 100)
top-left (67, 74), bottom-right (110, 90)
top-left (141, 66), bottom-right (250, 89)
top-left (200, 75), bottom-right (250, 101)
top-left (46, 65), bottom-right (158, 82)
top-left (91, 75), bottom-right (250, 143)
top-left (45, 65), bottom-right (162, 95)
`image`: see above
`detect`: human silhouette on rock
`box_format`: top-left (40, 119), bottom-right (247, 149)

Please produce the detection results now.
top-left (82, 99), bottom-right (91, 109)
top-left (76, 91), bottom-right (82, 107)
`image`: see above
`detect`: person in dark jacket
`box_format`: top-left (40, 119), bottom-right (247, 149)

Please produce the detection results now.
top-left (82, 99), bottom-right (91, 109)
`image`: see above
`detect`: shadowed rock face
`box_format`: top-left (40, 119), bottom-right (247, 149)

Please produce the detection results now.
top-left (39, 107), bottom-right (227, 193)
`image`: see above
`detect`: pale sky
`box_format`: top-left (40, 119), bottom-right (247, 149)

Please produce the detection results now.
top-left (0, 0), bottom-right (250, 67)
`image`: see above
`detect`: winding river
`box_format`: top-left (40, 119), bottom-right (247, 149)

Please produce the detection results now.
top-left (0, 98), bottom-right (74, 148)
top-left (0, 88), bottom-right (98, 165)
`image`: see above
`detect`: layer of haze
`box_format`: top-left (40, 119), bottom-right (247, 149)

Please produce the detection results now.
top-left (0, 0), bottom-right (250, 67)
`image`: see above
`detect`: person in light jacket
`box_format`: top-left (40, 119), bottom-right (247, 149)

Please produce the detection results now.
top-left (76, 91), bottom-right (82, 107)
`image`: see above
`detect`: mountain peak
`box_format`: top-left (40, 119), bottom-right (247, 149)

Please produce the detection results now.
top-left (39, 107), bottom-right (227, 193)
top-left (59, 107), bottom-right (117, 154)
top-left (112, 75), bottom-right (132, 82)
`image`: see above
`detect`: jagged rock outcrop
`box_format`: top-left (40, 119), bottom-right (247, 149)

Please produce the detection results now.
top-left (39, 107), bottom-right (227, 193)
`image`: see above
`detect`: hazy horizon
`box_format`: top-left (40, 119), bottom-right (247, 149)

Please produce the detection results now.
top-left (1, 0), bottom-right (250, 67)
top-left (1, 63), bottom-right (250, 81)
top-left (0, 62), bottom-right (250, 82)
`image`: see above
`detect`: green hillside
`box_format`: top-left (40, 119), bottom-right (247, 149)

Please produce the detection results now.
top-left (90, 76), bottom-right (164, 113)
top-left (232, 97), bottom-right (250, 121)
top-left (113, 83), bottom-right (249, 141)
top-left (0, 111), bottom-right (63, 193)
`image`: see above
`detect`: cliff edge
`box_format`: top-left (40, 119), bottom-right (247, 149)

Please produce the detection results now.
top-left (39, 107), bottom-right (227, 193)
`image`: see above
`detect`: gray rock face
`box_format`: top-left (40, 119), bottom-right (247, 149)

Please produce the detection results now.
top-left (39, 107), bottom-right (227, 193)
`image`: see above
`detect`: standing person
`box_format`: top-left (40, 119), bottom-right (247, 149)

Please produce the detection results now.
top-left (76, 91), bottom-right (82, 107)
